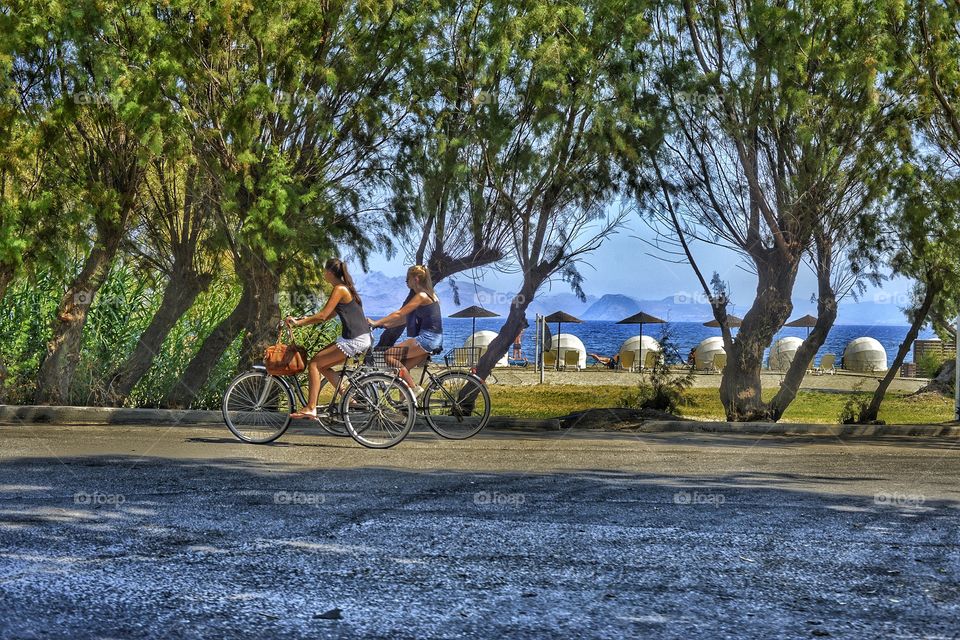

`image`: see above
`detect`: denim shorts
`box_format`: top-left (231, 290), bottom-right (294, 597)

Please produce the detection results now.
top-left (414, 330), bottom-right (443, 354)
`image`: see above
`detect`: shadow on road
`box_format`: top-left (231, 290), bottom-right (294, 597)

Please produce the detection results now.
top-left (0, 448), bottom-right (958, 639)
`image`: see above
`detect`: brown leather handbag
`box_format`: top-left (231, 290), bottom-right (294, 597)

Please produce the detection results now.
top-left (263, 326), bottom-right (308, 376)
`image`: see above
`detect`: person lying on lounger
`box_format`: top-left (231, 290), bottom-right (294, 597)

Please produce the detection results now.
top-left (588, 353), bottom-right (620, 369)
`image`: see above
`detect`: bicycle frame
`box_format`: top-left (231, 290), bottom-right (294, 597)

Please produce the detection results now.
top-left (258, 352), bottom-right (407, 416)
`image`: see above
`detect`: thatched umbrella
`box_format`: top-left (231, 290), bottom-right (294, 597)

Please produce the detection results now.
top-left (785, 314), bottom-right (818, 337)
top-left (543, 311), bottom-right (584, 369)
top-left (703, 314), bottom-right (743, 328)
top-left (449, 305), bottom-right (501, 361)
top-left (617, 311), bottom-right (666, 348)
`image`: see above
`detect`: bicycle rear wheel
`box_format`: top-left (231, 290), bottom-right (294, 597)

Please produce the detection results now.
top-left (342, 373), bottom-right (415, 448)
top-left (423, 372), bottom-right (491, 439)
top-left (222, 371), bottom-right (294, 444)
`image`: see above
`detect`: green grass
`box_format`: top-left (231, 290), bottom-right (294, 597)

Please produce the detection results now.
top-left (487, 385), bottom-right (954, 425)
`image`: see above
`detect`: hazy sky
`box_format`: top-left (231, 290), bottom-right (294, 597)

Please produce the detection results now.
top-left (364, 218), bottom-right (913, 313)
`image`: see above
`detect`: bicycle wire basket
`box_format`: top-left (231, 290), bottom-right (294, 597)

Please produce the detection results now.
top-left (364, 347), bottom-right (409, 370)
top-left (444, 346), bottom-right (482, 369)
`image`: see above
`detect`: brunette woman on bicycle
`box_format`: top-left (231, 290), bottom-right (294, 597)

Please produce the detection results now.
top-left (285, 258), bottom-right (370, 420)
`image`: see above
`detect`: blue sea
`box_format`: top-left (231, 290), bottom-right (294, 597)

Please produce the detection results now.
top-left (440, 319), bottom-right (937, 367)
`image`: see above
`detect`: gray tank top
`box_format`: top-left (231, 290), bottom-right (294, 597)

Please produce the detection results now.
top-left (336, 296), bottom-right (367, 340)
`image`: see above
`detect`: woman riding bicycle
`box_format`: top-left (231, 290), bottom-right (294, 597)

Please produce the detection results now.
top-left (285, 258), bottom-right (370, 420)
top-left (369, 265), bottom-right (443, 397)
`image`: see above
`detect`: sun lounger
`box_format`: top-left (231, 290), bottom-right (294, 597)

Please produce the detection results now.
top-left (543, 351), bottom-right (558, 370)
top-left (619, 350), bottom-right (637, 372)
top-left (814, 353), bottom-right (837, 375)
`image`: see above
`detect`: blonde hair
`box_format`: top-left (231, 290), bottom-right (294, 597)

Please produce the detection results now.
top-left (407, 265), bottom-right (436, 299)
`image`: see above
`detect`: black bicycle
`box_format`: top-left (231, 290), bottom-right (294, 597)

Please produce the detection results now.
top-left (417, 347), bottom-right (492, 439)
top-left (221, 348), bottom-right (416, 448)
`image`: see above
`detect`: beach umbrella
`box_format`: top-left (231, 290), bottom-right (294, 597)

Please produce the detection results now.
top-left (544, 311), bottom-right (583, 369)
top-left (617, 312), bottom-right (666, 357)
top-left (785, 314), bottom-right (818, 338)
top-left (449, 305), bottom-right (501, 356)
top-left (703, 314), bottom-right (743, 328)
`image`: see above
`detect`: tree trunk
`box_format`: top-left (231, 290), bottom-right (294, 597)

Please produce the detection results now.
top-left (376, 290), bottom-right (415, 349)
top-left (235, 261), bottom-right (281, 373)
top-left (33, 227), bottom-right (126, 405)
top-left (719, 256), bottom-right (800, 421)
top-left (159, 284), bottom-right (253, 409)
top-left (767, 238), bottom-right (841, 420)
top-left (102, 266), bottom-right (213, 406)
top-left (0, 269), bottom-right (13, 306)
top-left (158, 257), bottom-right (278, 409)
top-left (860, 284), bottom-right (939, 423)
top-left (475, 278), bottom-right (541, 380)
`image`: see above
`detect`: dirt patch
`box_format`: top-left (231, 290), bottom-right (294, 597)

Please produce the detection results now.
top-left (559, 407), bottom-right (685, 431)
top-left (905, 390), bottom-right (952, 403)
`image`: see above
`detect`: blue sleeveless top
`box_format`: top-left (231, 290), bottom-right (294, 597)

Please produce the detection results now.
top-left (406, 296), bottom-right (442, 337)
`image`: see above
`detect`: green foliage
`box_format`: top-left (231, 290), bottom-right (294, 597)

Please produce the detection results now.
top-left (915, 351), bottom-right (945, 379)
top-left (158, 0), bottom-right (426, 281)
top-left (0, 270), bottom-right (61, 403)
top-left (617, 326), bottom-right (695, 414)
top-left (128, 278), bottom-right (242, 409)
top-left (838, 383), bottom-right (878, 425)
top-left (0, 264), bottom-right (243, 408)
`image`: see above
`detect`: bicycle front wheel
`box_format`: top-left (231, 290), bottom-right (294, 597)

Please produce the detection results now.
top-left (222, 371), bottom-right (294, 444)
top-left (342, 373), bottom-right (415, 448)
top-left (423, 372), bottom-right (491, 439)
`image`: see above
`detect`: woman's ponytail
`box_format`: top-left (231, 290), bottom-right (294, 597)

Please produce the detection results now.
top-left (325, 258), bottom-right (363, 308)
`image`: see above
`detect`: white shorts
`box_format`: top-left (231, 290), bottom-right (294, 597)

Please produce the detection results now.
top-left (335, 333), bottom-right (372, 358)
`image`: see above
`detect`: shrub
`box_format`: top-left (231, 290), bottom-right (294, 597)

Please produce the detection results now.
top-left (916, 351), bottom-right (945, 379)
top-left (617, 325), bottom-right (695, 414)
top-left (838, 382), bottom-right (884, 425)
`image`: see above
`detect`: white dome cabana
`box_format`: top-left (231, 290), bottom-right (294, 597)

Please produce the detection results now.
top-left (464, 331), bottom-right (509, 367)
top-left (548, 333), bottom-right (587, 369)
top-left (768, 337), bottom-right (804, 371)
top-left (694, 337), bottom-right (726, 371)
top-left (843, 337), bottom-right (887, 373)
top-left (618, 335), bottom-right (661, 368)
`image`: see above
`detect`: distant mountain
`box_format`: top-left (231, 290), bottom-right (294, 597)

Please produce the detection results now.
top-left (353, 270), bottom-right (914, 326)
top-left (353, 271), bottom-right (513, 316)
top-left (581, 294), bottom-right (641, 320)
top-left (834, 301), bottom-right (912, 326)
top-left (526, 292), bottom-right (598, 318)
top-left (439, 279), bottom-right (509, 314)
top-left (351, 271), bottom-right (410, 315)
top-left (581, 294), bottom-right (714, 322)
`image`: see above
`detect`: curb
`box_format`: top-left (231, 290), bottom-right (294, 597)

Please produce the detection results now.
top-left (0, 405), bottom-right (224, 426)
top-left (633, 420), bottom-right (960, 438)
top-left (0, 405), bottom-right (563, 430)
top-left (1, 405), bottom-right (957, 438)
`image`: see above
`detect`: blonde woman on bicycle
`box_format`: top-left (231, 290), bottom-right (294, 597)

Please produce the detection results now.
top-left (369, 265), bottom-right (443, 397)
top-left (285, 258), bottom-right (371, 420)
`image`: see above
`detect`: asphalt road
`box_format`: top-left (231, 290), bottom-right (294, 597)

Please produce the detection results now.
top-left (0, 422), bottom-right (959, 639)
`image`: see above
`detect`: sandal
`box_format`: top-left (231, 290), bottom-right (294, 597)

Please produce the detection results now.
top-left (290, 408), bottom-right (319, 421)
